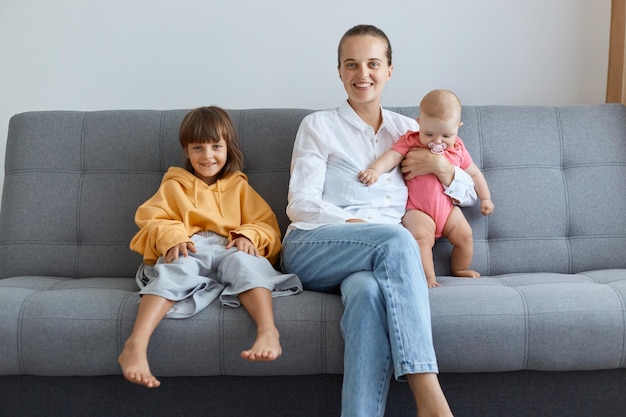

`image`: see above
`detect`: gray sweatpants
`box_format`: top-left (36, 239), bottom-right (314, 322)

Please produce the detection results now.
top-left (136, 232), bottom-right (302, 318)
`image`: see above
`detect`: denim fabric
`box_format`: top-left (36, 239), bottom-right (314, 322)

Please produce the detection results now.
top-left (281, 223), bottom-right (438, 417)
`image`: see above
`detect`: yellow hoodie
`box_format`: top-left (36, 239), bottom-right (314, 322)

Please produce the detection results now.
top-left (130, 167), bottom-right (282, 265)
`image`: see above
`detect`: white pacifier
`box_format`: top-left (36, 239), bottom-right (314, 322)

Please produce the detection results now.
top-left (428, 142), bottom-right (447, 155)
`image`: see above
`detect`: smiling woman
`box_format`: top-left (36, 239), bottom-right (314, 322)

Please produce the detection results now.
top-left (279, 24), bottom-right (480, 417)
top-left (337, 26), bottom-right (393, 132)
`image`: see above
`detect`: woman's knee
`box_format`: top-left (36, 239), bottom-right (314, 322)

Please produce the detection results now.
top-left (374, 225), bottom-right (419, 254)
top-left (340, 271), bottom-right (383, 306)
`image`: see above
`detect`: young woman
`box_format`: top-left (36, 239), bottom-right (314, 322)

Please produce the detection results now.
top-left (281, 25), bottom-right (474, 417)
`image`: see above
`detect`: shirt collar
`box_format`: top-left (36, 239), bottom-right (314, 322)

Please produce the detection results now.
top-left (338, 100), bottom-right (388, 133)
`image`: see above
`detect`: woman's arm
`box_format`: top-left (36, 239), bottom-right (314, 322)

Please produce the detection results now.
top-left (286, 119), bottom-right (355, 224)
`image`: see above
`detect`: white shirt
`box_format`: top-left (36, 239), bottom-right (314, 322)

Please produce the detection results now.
top-left (286, 101), bottom-right (477, 233)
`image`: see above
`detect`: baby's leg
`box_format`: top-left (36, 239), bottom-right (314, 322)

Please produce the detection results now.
top-left (118, 294), bottom-right (174, 388)
top-left (402, 209), bottom-right (439, 287)
top-left (239, 287), bottom-right (282, 362)
top-left (443, 207), bottom-right (480, 278)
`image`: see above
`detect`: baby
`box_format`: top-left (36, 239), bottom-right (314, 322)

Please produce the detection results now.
top-left (359, 89), bottom-right (494, 287)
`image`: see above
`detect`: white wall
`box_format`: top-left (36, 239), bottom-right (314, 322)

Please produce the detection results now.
top-left (0, 0), bottom-right (611, 202)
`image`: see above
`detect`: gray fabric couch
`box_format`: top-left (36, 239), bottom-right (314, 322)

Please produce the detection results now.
top-left (1, 104), bottom-right (625, 417)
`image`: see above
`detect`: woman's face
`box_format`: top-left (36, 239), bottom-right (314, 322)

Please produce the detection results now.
top-left (338, 35), bottom-right (392, 108)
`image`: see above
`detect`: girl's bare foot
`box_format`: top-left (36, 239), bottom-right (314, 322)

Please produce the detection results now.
top-left (241, 328), bottom-right (282, 361)
top-left (118, 342), bottom-right (161, 388)
top-left (452, 269), bottom-right (480, 278)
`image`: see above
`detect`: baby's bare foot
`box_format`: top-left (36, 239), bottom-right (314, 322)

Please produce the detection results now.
top-left (241, 328), bottom-right (282, 362)
top-left (427, 277), bottom-right (440, 288)
top-left (453, 269), bottom-right (480, 278)
top-left (118, 343), bottom-right (161, 388)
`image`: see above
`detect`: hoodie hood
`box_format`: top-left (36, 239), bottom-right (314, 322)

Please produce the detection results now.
top-left (162, 167), bottom-right (247, 216)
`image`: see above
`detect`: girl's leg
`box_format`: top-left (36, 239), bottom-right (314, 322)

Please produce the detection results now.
top-left (402, 209), bottom-right (439, 287)
top-left (118, 294), bottom-right (174, 388)
top-left (443, 207), bottom-right (479, 278)
top-left (216, 249), bottom-right (300, 361)
top-left (238, 287), bottom-right (282, 362)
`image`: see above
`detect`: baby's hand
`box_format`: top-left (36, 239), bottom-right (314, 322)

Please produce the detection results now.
top-left (358, 168), bottom-right (380, 185)
top-left (227, 236), bottom-right (260, 256)
top-left (480, 199), bottom-right (494, 215)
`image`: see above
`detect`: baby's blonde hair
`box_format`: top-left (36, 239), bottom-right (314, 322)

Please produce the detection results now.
top-left (419, 89), bottom-right (462, 121)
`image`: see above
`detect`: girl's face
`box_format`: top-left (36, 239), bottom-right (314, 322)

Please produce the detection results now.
top-left (184, 139), bottom-right (227, 185)
top-left (417, 114), bottom-right (462, 149)
top-left (338, 35), bottom-right (392, 108)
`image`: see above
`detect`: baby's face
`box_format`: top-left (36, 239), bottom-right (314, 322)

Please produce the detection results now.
top-left (417, 113), bottom-right (461, 150)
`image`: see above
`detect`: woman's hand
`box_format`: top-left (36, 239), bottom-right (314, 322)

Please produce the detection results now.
top-left (401, 147), bottom-right (455, 186)
top-left (227, 236), bottom-right (260, 256)
top-left (165, 242), bottom-right (197, 263)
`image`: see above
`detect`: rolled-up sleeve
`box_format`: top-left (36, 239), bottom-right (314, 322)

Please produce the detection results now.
top-left (443, 166), bottom-right (478, 207)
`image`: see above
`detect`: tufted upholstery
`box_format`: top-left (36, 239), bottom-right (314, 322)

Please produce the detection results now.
top-left (0, 105), bottom-right (625, 381)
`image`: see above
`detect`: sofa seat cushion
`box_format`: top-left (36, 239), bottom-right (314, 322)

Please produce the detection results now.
top-left (0, 277), bottom-right (344, 377)
top-left (2, 271), bottom-right (625, 376)
top-left (431, 270), bottom-right (626, 372)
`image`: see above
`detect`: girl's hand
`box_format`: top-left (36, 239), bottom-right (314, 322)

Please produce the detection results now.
top-left (165, 242), bottom-right (196, 263)
top-left (227, 236), bottom-right (260, 256)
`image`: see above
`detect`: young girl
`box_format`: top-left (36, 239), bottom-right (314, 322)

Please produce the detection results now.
top-left (118, 106), bottom-right (302, 388)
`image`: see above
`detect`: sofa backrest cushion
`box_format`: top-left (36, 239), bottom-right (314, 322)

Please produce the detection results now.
top-left (1, 105), bottom-right (625, 279)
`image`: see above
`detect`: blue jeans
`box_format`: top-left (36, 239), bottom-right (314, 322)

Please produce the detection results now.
top-left (281, 223), bottom-right (438, 417)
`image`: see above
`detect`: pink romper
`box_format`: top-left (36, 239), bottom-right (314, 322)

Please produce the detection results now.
top-left (392, 131), bottom-right (473, 238)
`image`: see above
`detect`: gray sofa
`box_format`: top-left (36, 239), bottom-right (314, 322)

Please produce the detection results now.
top-left (1, 104), bottom-right (625, 417)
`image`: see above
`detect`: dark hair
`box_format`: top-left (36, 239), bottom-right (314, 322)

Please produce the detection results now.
top-left (337, 24), bottom-right (392, 67)
top-left (179, 106), bottom-right (244, 179)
